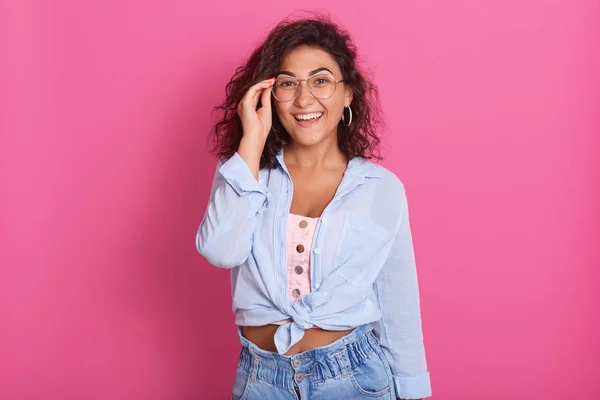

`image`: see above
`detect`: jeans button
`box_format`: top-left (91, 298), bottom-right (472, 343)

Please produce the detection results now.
top-left (293, 359), bottom-right (302, 368)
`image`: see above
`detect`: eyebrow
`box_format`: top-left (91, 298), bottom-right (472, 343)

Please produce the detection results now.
top-left (277, 67), bottom-right (334, 77)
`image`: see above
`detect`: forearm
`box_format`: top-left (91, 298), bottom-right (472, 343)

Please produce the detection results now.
top-left (237, 135), bottom-right (264, 180)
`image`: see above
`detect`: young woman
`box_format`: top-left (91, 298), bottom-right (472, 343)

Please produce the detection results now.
top-left (196, 15), bottom-right (431, 400)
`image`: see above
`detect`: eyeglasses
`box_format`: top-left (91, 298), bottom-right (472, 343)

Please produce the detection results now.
top-left (272, 74), bottom-right (344, 102)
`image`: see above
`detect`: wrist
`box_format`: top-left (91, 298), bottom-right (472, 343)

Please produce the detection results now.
top-left (237, 137), bottom-right (265, 179)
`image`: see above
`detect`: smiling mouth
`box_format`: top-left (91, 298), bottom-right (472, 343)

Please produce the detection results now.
top-left (294, 112), bottom-right (324, 123)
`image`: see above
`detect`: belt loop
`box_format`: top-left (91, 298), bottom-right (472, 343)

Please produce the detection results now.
top-left (249, 356), bottom-right (259, 383)
top-left (334, 351), bottom-right (349, 377)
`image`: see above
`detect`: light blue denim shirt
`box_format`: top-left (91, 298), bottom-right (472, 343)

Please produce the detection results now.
top-left (196, 149), bottom-right (431, 399)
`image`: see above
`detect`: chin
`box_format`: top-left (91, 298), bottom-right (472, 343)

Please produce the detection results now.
top-left (289, 132), bottom-right (332, 147)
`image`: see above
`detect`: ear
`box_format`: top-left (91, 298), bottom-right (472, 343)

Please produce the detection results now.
top-left (344, 86), bottom-right (353, 108)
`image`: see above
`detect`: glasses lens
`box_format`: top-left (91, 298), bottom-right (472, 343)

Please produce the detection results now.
top-left (273, 77), bottom-right (297, 101)
top-left (309, 75), bottom-right (336, 99)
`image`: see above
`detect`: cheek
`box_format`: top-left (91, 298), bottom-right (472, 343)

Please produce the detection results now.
top-left (273, 108), bottom-right (287, 126)
top-left (274, 103), bottom-right (290, 120)
top-left (329, 93), bottom-right (347, 116)
top-left (324, 101), bottom-right (344, 121)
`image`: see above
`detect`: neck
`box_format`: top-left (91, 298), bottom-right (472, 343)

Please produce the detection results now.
top-left (284, 137), bottom-right (347, 170)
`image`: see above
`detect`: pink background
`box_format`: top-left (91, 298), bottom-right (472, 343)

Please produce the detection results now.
top-left (1, 0), bottom-right (599, 399)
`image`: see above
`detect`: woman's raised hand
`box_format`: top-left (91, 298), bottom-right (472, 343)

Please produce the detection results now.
top-left (236, 78), bottom-right (276, 179)
top-left (237, 78), bottom-right (276, 143)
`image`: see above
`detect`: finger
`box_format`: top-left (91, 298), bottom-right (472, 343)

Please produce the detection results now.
top-left (249, 87), bottom-right (264, 104)
top-left (260, 84), bottom-right (272, 113)
top-left (245, 79), bottom-right (276, 105)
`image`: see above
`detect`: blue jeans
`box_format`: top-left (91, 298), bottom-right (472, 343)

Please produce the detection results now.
top-left (233, 323), bottom-right (396, 399)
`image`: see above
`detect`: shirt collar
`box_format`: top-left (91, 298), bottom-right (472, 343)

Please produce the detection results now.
top-left (347, 156), bottom-right (381, 179)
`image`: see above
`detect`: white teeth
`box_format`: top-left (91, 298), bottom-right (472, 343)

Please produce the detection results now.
top-left (294, 112), bottom-right (323, 121)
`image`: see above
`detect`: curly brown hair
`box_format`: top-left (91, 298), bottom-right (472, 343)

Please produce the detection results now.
top-left (210, 13), bottom-right (383, 169)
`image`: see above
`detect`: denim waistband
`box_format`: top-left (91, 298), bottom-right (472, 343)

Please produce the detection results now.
top-left (236, 323), bottom-right (380, 391)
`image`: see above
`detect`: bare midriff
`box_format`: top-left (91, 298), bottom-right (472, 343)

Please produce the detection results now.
top-left (241, 325), bottom-right (355, 355)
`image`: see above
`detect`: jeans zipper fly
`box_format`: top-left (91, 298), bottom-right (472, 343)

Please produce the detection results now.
top-left (294, 383), bottom-right (301, 399)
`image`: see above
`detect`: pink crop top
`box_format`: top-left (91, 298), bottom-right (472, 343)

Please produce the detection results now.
top-left (273, 213), bottom-right (319, 326)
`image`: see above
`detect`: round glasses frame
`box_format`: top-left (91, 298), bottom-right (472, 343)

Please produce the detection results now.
top-left (272, 75), bottom-right (344, 102)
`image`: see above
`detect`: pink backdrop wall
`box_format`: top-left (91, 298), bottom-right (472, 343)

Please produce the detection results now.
top-left (1, 0), bottom-right (599, 399)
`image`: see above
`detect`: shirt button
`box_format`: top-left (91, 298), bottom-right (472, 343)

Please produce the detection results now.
top-left (313, 248), bottom-right (320, 254)
top-left (296, 244), bottom-right (305, 253)
top-left (298, 220), bottom-right (308, 228)
top-left (292, 289), bottom-right (301, 298)
top-left (321, 217), bottom-right (328, 223)
top-left (294, 266), bottom-right (304, 274)
top-left (314, 283), bottom-right (320, 289)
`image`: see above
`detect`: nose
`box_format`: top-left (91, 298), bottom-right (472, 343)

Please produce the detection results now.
top-left (294, 80), bottom-right (314, 108)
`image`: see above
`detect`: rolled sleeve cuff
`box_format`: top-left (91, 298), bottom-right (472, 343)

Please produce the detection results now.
top-left (393, 372), bottom-right (432, 399)
top-left (219, 152), bottom-right (270, 200)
